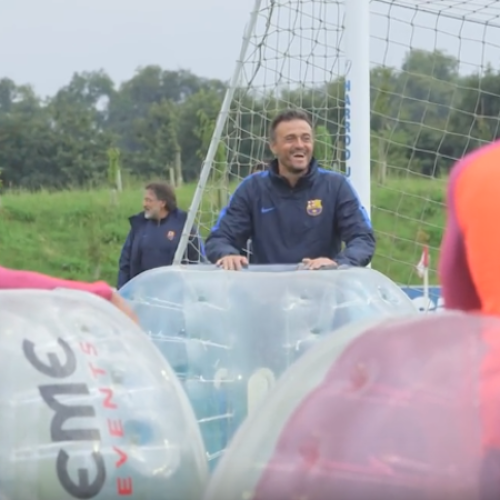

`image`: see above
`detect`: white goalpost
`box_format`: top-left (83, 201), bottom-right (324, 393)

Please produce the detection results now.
top-left (174, 0), bottom-right (500, 300)
top-left (344, 0), bottom-right (371, 218)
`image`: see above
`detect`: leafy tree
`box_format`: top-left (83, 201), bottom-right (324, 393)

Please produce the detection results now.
top-left (0, 52), bottom-right (500, 190)
top-left (314, 125), bottom-right (334, 168)
top-left (195, 109), bottom-right (228, 209)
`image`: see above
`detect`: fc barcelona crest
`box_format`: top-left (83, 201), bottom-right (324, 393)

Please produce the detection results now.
top-left (306, 199), bottom-right (322, 216)
top-left (166, 230), bottom-right (175, 240)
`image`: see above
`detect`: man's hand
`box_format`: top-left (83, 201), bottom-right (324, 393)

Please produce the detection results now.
top-left (216, 255), bottom-right (249, 271)
top-left (302, 257), bottom-right (337, 270)
top-left (110, 291), bottom-right (140, 324)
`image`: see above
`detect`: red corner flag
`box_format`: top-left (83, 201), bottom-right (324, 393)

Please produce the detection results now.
top-left (416, 245), bottom-right (430, 279)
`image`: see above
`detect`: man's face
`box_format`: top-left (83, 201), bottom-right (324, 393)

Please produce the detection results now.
top-left (270, 119), bottom-right (314, 175)
top-left (143, 189), bottom-right (164, 219)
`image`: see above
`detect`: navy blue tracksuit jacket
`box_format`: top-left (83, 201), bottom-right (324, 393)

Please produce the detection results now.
top-left (205, 159), bottom-right (375, 266)
top-left (117, 209), bottom-right (204, 288)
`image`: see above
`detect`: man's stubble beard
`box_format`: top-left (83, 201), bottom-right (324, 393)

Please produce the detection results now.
top-left (288, 165), bottom-right (307, 175)
top-left (282, 159), bottom-right (310, 176)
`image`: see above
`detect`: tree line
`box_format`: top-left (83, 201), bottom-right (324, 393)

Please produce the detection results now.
top-left (0, 48), bottom-right (499, 190)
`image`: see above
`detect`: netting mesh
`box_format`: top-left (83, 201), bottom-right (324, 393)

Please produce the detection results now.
top-left (178, 0), bottom-right (500, 285)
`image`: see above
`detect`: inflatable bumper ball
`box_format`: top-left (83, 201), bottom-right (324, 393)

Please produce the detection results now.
top-left (120, 265), bottom-right (417, 468)
top-left (205, 311), bottom-right (500, 500)
top-left (0, 288), bottom-right (208, 500)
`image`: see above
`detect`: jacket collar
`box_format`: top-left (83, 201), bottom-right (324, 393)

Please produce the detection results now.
top-left (268, 158), bottom-right (319, 188)
top-left (129, 209), bottom-right (177, 227)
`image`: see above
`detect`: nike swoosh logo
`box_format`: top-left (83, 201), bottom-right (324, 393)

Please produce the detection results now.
top-left (261, 207), bottom-right (275, 213)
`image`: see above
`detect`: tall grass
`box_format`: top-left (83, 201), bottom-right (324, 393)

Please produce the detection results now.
top-left (0, 178), bottom-right (445, 285)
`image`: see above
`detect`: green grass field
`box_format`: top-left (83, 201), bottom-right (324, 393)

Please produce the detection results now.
top-left (0, 177), bottom-right (446, 286)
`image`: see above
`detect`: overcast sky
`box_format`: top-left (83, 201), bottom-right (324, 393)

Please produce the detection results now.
top-left (1, 0), bottom-right (499, 98)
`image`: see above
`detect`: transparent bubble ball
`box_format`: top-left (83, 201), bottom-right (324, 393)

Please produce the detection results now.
top-left (205, 311), bottom-right (500, 500)
top-left (0, 289), bottom-right (208, 500)
top-left (120, 265), bottom-right (417, 467)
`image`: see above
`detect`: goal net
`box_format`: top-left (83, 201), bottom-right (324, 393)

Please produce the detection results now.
top-left (175, 0), bottom-right (500, 288)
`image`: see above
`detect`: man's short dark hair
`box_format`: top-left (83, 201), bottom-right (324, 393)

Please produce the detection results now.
top-left (269, 109), bottom-right (313, 141)
top-left (145, 181), bottom-right (177, 211)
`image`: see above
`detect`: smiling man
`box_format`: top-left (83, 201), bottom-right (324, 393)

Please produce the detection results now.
top-left (205, 109), bottom-right (375, 270)
top-left (117, 181), bottom-right (205, 288)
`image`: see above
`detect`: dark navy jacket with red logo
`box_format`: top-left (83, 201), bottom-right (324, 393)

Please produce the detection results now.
top-left (205, 159), bottom-right (375, 266)
top-left (117, 209), bottom-right (204, 288)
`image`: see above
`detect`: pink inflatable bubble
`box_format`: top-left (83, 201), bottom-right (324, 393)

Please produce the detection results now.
top-left (206, 312), bottom-right (500, 499)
